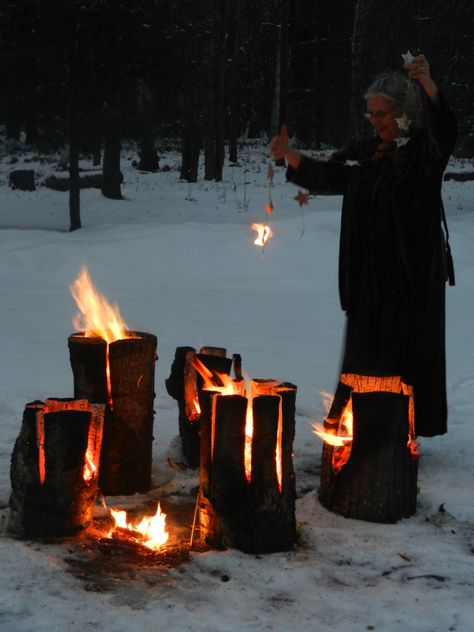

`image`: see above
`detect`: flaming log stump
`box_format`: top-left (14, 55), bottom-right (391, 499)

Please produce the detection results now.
top-left (199, 383), bottom-right (297, 553)
top-left (165, 346), bottom-right (240, 467)
top-left (68, 332), bottom-right (157, 495)
top-left (9, 399), bottom-right (104, 537)
top-left (319, 391), bottom-right (418, 523)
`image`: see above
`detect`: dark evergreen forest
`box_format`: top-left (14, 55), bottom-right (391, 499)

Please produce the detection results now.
top-left (1, 0), bottom-right (473, 185)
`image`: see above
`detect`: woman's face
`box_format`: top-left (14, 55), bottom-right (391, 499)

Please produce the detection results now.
top-left (365, 95), bottom-right (400, 143)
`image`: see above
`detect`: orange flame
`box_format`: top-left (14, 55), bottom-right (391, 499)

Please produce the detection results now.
top-left (109, 502), bottom-right (169, 550)
top-left (191, 361), bottom-right (288, 493)
top-left (313, 375), bottom-right (419, 473)
top-left (69, 267), bottom-right (133, 408)
top-left (69, 267), bottom-right (129, 344)
top-left (251, 223), bottom-right (272, 247)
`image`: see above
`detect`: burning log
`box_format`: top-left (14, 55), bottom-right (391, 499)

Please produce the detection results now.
top-left (69, 331), bottom-right (157, 495)
top-left (318, 375), bottom-right (418, 523)
top-left (198, 380), bottom-right (297, 553)
top-left (165, 346), bottom-right (241, 467)
top-left (9, 399), bottom-right (104, 537)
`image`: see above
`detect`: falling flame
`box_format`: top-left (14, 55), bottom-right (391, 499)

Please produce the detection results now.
top-left (109, 502), bottom-right (169, 550)
top-left (251, 223), bottom-right (272, 247)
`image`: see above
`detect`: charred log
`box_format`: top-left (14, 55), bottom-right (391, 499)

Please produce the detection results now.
top-left (68, 332), bottom-right (157, 495)
top-left (319, 392), bottom-right (418, 523)
top-left (165, 346), bottom-right (236, 468)
top-left (9, 399), bottom-right (104, 537)
top-left (199, 384), bottom-right (297, 553)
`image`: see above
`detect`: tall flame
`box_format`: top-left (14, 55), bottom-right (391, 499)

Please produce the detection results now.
top-left (109, 502), bottom-right (169, 550)
top-left (69, 267), bottom-right (128, 344)
top-left (251, 223), bottom-right (272, 247)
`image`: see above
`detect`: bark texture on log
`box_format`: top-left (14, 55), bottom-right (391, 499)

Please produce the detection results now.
top-left (319, 392), bottom-right (418, 523)
top-left (165, 346), bottom-right (236, 468)
top-left (199, 384), bottom-right (297, 553)
top-left (68, 332), bottom-right (157, 495)
top-left (9, 399), bottom-right (104, 537)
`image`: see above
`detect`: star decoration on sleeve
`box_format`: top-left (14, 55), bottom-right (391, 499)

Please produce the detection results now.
top-left (395, 113), bottom-right (411, 132)
top-left (402, 50), bottom-right (414, 64)
top-left (294, 190), bottom-right (309, 207)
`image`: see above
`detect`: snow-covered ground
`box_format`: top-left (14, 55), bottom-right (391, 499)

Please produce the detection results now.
top-left (0, 142), bottom-right (473, 631)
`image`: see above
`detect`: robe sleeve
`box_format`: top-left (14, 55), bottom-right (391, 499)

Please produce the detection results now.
top-left (286, 155), bottom-right (355, 195)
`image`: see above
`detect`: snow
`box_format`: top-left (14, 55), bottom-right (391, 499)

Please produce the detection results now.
top-left (1, 144), bottom-right (473, 631)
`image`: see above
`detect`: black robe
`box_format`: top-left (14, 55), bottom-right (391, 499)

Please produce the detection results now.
top-left (287, 94), bottom-right (457, 436)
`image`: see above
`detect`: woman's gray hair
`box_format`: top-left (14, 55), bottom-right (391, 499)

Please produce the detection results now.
top-left (365, 71), bottom-right (425, 133)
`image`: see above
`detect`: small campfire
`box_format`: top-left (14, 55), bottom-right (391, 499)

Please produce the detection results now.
top-left (107, 501), bottom-right (169, 551)
top-left (193, 361), bottom-right (297, 553)
top-left (314, 373), bottom-right (419, 523)
top-left (68, 267), bottom-right (157, 495)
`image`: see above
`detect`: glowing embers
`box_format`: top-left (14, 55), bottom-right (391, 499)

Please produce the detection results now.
top-left (317, 374), bottom-right (419, 523)
top-left (9, 399), bottom-right (105, 537)
top-left (197, 367), bottom-right (297, 553)
top-left (108, 502), bottom-right (169, 551)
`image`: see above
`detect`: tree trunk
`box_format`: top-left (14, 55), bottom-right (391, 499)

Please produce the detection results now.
top-left (102, 132), bottom-right (122, 199)
top-left (180, 116), bottom-right (200, 182)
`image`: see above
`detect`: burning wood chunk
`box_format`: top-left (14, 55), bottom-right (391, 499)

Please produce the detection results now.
top-left (69, 331), bottom-right (157, 495)
top-left (198, 381), bottom-right (297, 553)
top-left (165, 346), bottom-right (241, 468)
top-left (319, 383), bottom-right (418, 524)
top-left (9, 399), bottom-right (105, 537)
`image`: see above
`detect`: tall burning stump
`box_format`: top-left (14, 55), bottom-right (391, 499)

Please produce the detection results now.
top-left (165, 346), bottom-right (240, 467)
top-left (68, 331), bottom-right (157, 495)
top-left (9, 399), bottom-right (104, 537)
top-left (319, 390), bottom-right (418, 523)
top-left (199, 382), bottom-right (297, 553)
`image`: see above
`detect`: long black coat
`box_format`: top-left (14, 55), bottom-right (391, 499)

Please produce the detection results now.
top-left (287, 93), bottom-right (457, 312)
top-left (287, 94), bottom-right (457, 436)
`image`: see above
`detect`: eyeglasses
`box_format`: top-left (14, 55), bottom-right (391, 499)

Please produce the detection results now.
top-left (363, 107), bottom-right (397, 121)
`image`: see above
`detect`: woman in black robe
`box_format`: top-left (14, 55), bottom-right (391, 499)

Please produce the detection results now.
top-left (270, 54), bottom-right (457, 437)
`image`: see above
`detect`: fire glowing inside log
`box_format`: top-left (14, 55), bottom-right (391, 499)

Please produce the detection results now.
top-left (192, 359), bottom-right (285, 492)
top-left (30, 399), bottom-right (104, 484)
top-left (313, 375), bottom-right (419, 473)
top-left (251, 223), bottom-right (272, 247)
top-left (69, 267), bottom-right (135, 407)
top-left (108, 502), bottom-right (169, 550)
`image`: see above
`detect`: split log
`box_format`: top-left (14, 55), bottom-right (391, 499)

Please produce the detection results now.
top-left (69, 332), bottom-right (157, 495)
top-left (9, 399), bottom-right (104, 537)
top-left (319, 392), bottom-right (418, 523)
top-left (199, 383), bottom-right (297, 553)
top-left (165, 346), bottom-right (235, 468)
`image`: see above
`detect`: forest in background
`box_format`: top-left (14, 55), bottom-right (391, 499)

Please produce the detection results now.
top-left (1, 0), bottom-right (473, 213)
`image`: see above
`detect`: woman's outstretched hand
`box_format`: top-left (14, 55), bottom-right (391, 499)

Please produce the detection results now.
top-left (270, 125), bottom-right (302, 170)
top-left (404, 53), bottom-right (439, 103)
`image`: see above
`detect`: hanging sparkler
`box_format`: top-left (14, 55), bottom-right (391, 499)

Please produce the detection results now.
top-left (251, 163), bottom-right (274, 255)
